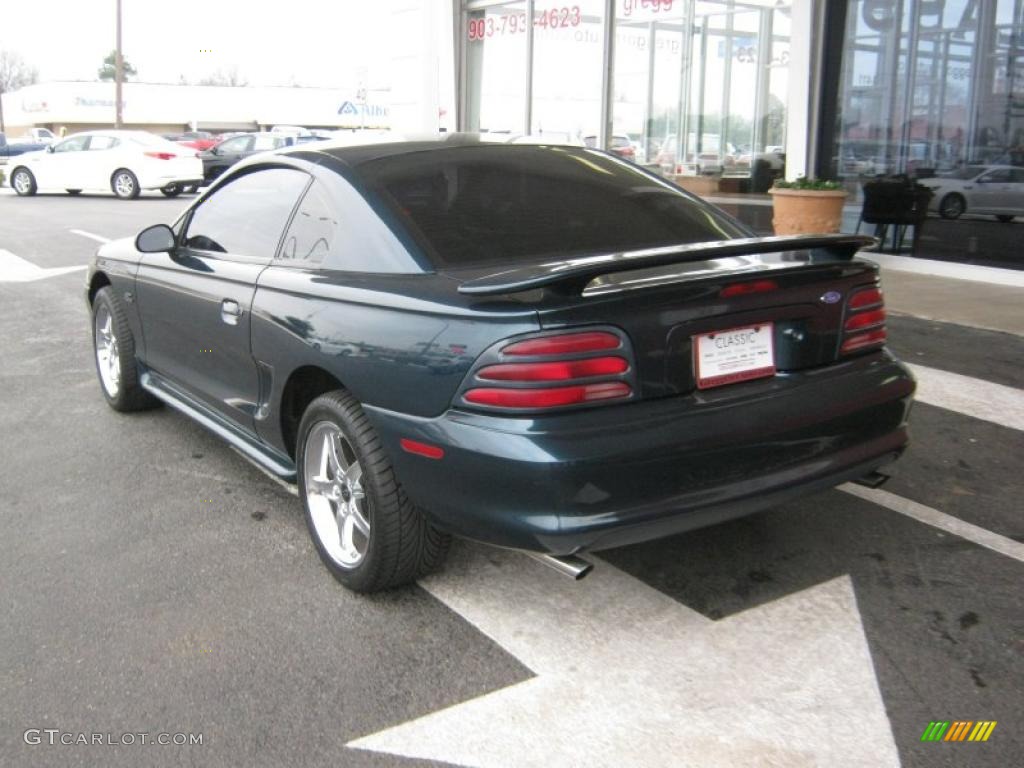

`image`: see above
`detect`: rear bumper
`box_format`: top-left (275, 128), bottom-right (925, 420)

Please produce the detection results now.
top-left (364, 351), bottom-right (915, 554)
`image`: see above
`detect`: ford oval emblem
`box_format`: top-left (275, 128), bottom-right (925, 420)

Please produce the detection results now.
top-left (820, 290), bottom-right (842, 304)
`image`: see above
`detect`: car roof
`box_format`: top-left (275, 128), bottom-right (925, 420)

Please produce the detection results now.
top-left (296, 133), bottom-right (602, 167)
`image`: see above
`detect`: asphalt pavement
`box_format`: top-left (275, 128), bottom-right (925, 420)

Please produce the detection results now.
top-left (1, 188), bottom-right (1021, 767)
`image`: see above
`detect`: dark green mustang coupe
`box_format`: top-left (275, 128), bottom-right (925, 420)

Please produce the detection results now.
top-left (86, 135), bottom-right (914, 591)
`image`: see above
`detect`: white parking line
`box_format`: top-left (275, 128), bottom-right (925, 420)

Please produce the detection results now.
top-left (69, 229), bottom-right (111, 244)
top-left (0, 249), bottom-right (86, 282)
top-left (908, 363), bottom-right (1024, 432)
top-left (841, 483), bottom-right (1024, 563)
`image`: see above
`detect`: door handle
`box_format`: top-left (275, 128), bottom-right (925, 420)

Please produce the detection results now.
top-left (221, 299), bottom-right (242, 325)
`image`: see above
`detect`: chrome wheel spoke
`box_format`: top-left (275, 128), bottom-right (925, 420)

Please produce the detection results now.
top-left (303, 421), bottom-right (370, 569)
top-left (349, 503), bottom-right (370, 537)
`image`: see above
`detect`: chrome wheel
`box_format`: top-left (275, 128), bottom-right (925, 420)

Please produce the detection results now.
top-left (114, 172), bottom-right (135, 198)
top-left (94, 305), bottom-right (120, 397)
top-left (13, 170), bottom-right (32, 195)
top-left (303, 421), bottom-right (369, 568)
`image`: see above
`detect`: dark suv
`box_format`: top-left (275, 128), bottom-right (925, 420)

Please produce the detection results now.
top-left (86, 137), bottom-right (914, 592)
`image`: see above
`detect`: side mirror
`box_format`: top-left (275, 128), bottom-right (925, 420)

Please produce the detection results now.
top-left (135, 224), bottom-right (176, 253)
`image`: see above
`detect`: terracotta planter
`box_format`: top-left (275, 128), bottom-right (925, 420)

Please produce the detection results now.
top-left (671, 174), bottom-right (720, 197)
top-left (768, 188), bottom-right (848, 235)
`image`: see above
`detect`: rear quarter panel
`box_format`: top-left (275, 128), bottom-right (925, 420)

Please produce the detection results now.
top-left (250, 266), bottom-right (540, 455)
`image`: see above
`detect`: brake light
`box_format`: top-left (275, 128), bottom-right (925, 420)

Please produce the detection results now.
top-left (461, 330), bottom-right (634, 412)
top-left (144, 152), bottom-right (176, 160)
top-left (719, 279), bottom-right (778, 298)
top-left (841, 285), bottom-right (887, 356)
top-left (503, 331), bottom-right (620, 356)
top-left (465, 383), bottom-right (631, 408)
top-left (477, 356), bottom-right (628, 381)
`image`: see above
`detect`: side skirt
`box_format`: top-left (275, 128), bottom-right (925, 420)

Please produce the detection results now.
top-left (139, 369), bottom-right (297, 482)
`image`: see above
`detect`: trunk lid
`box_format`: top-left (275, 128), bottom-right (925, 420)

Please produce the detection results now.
top-left (448, 235), bottom-right (880, 400)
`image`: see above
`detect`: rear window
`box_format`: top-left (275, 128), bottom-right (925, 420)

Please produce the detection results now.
top-left (359, 146), bottom-right (748, 268)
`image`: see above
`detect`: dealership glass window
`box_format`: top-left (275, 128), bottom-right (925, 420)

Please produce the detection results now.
top-left (530, 0), bottom-right (605, 141)
top-left (465, 1), bottom-right (529, 133)
top-left (831, 0), bottom-right (1024, 264)
top-left (610, 0), bottom-right (791, 196)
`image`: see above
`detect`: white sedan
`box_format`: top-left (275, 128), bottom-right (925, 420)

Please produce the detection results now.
top-left (7, 130), bottom-right (203, 199)
top-left (921, 164), bottom-right (1023, 222)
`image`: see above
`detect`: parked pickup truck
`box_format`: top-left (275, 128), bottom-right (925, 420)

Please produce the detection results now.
top-left (0, 132), bottom-right (48, 165)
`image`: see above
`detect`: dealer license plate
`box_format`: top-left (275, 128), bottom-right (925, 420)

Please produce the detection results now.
top-left (693, 323), bottom-right (776, 390)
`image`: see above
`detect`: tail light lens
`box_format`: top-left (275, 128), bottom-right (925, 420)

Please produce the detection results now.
top-left (460, 329), bottom-right (635, 412)
top-left (841, 285), bottom-right (887, 355)
top-left (144, 151), bottom-right (176, 160)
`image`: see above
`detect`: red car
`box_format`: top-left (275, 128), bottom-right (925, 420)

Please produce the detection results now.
top-left (163, 131), bottom-right (219, 152)
top-left (584, 134), bottom-right (636, 161)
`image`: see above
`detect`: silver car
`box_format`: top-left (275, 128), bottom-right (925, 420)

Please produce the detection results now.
top-left (922, 165), bottom-right (1023, 222)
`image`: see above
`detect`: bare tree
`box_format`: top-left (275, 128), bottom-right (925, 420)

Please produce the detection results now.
top-left (198, 67), bottom-right (249, 87)
top-left (0, 50), bottom-right (40, 133)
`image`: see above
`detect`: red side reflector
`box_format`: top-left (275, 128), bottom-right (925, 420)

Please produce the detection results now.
top-left (844, 308), bottom-right (886, 331)
top-left (719, 279), bottom-right (778, 298)
top-left (502, 332), bottom-right (620, 356)
top-left (144, 151), bottom-right (176, 160)
top-left (464, 382), bottom-right (631, 408)
top-left (399, 438), bottom-right (445, 460)
top-left (848, 287), bottom-right (883, 308)
top-left (840, 329), bottom-right (887, 354)
top-left (477, 356), bottom-right (628, 382)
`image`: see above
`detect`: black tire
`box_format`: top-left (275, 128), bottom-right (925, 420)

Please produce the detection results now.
top-left (297, 390), bottom-right (450, 592)
top-left (160, 183), bottom-right (182, 198)
top-left (996, 214), bottom-right (1015, 223)
top-left (111, 168), bottom-right (141, 199)
top-left (11, 167), bottom-right (37, 196)
top-left (66, 189), bottom-right (82, 196)
top-left (938, 193), bottom-right (965, 220)
top-left (91, 287), bottom-right (159, 412)
top-left (184, 184), bottom-right (198, 194)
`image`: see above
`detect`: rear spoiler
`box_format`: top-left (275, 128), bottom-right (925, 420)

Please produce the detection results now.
top-left (457, 234), bottom-right (877, 296)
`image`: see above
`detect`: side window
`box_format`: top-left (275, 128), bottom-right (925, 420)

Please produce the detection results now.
top-left (980, 169), bottom-right (1010, 183)
top-left (88, 136), bottom-right (119, 151)
top-left (54, 136), bottom-right (88, 153)
top-left (183, 168), bottom-right (309, 259)
top-left (277, 181), bottom-right (339, 265)
top-left (218, 136), bottom-right (252, 153)
top-left (252, 134), bottom-right (286, 151)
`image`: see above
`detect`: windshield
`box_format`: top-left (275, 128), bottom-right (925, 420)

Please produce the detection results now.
top-left (360, 145), bottom-right (749, 268)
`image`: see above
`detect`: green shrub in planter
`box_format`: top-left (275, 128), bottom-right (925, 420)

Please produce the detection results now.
top-left (772, 176), bottom-right (843, 191)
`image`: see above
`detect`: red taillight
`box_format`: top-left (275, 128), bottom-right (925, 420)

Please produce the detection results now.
top-left (841, 329), bottom-right (887, 354)
top-left (502, 331), bottom-right (620, 356)
top-left (144, 151), bottom-right (176, 160)
top-left (848, 287), bottom-right (883, 309)
top-left (461, 330), bottom-right (634, 412)
top-left (841, 285), bottom-right (887, 356)
top-left (844, 308), bottom-right (886, 332)
top-left (464, 382), bottom-right (631, 409)
top-left (477, 356), bottom-right (628, 382)
top-left (719, 279), bottom-right (778, 298)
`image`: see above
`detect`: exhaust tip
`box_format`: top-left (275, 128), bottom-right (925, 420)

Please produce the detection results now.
top-left (528, 552), bottom-right (594, 580)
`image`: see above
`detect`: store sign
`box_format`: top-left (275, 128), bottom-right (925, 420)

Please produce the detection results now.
top-left (621, 0), bottom-right (674, 17)
top-left (21, 98), bottom-right (49, 113)
top-left (74, 96), bottom-right (126, 109)
top-left (337, 101), bottom-right (389, 119)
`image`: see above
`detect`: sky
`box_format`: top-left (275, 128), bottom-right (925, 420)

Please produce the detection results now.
top-left (0, 0), bottom-right (396, 90)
